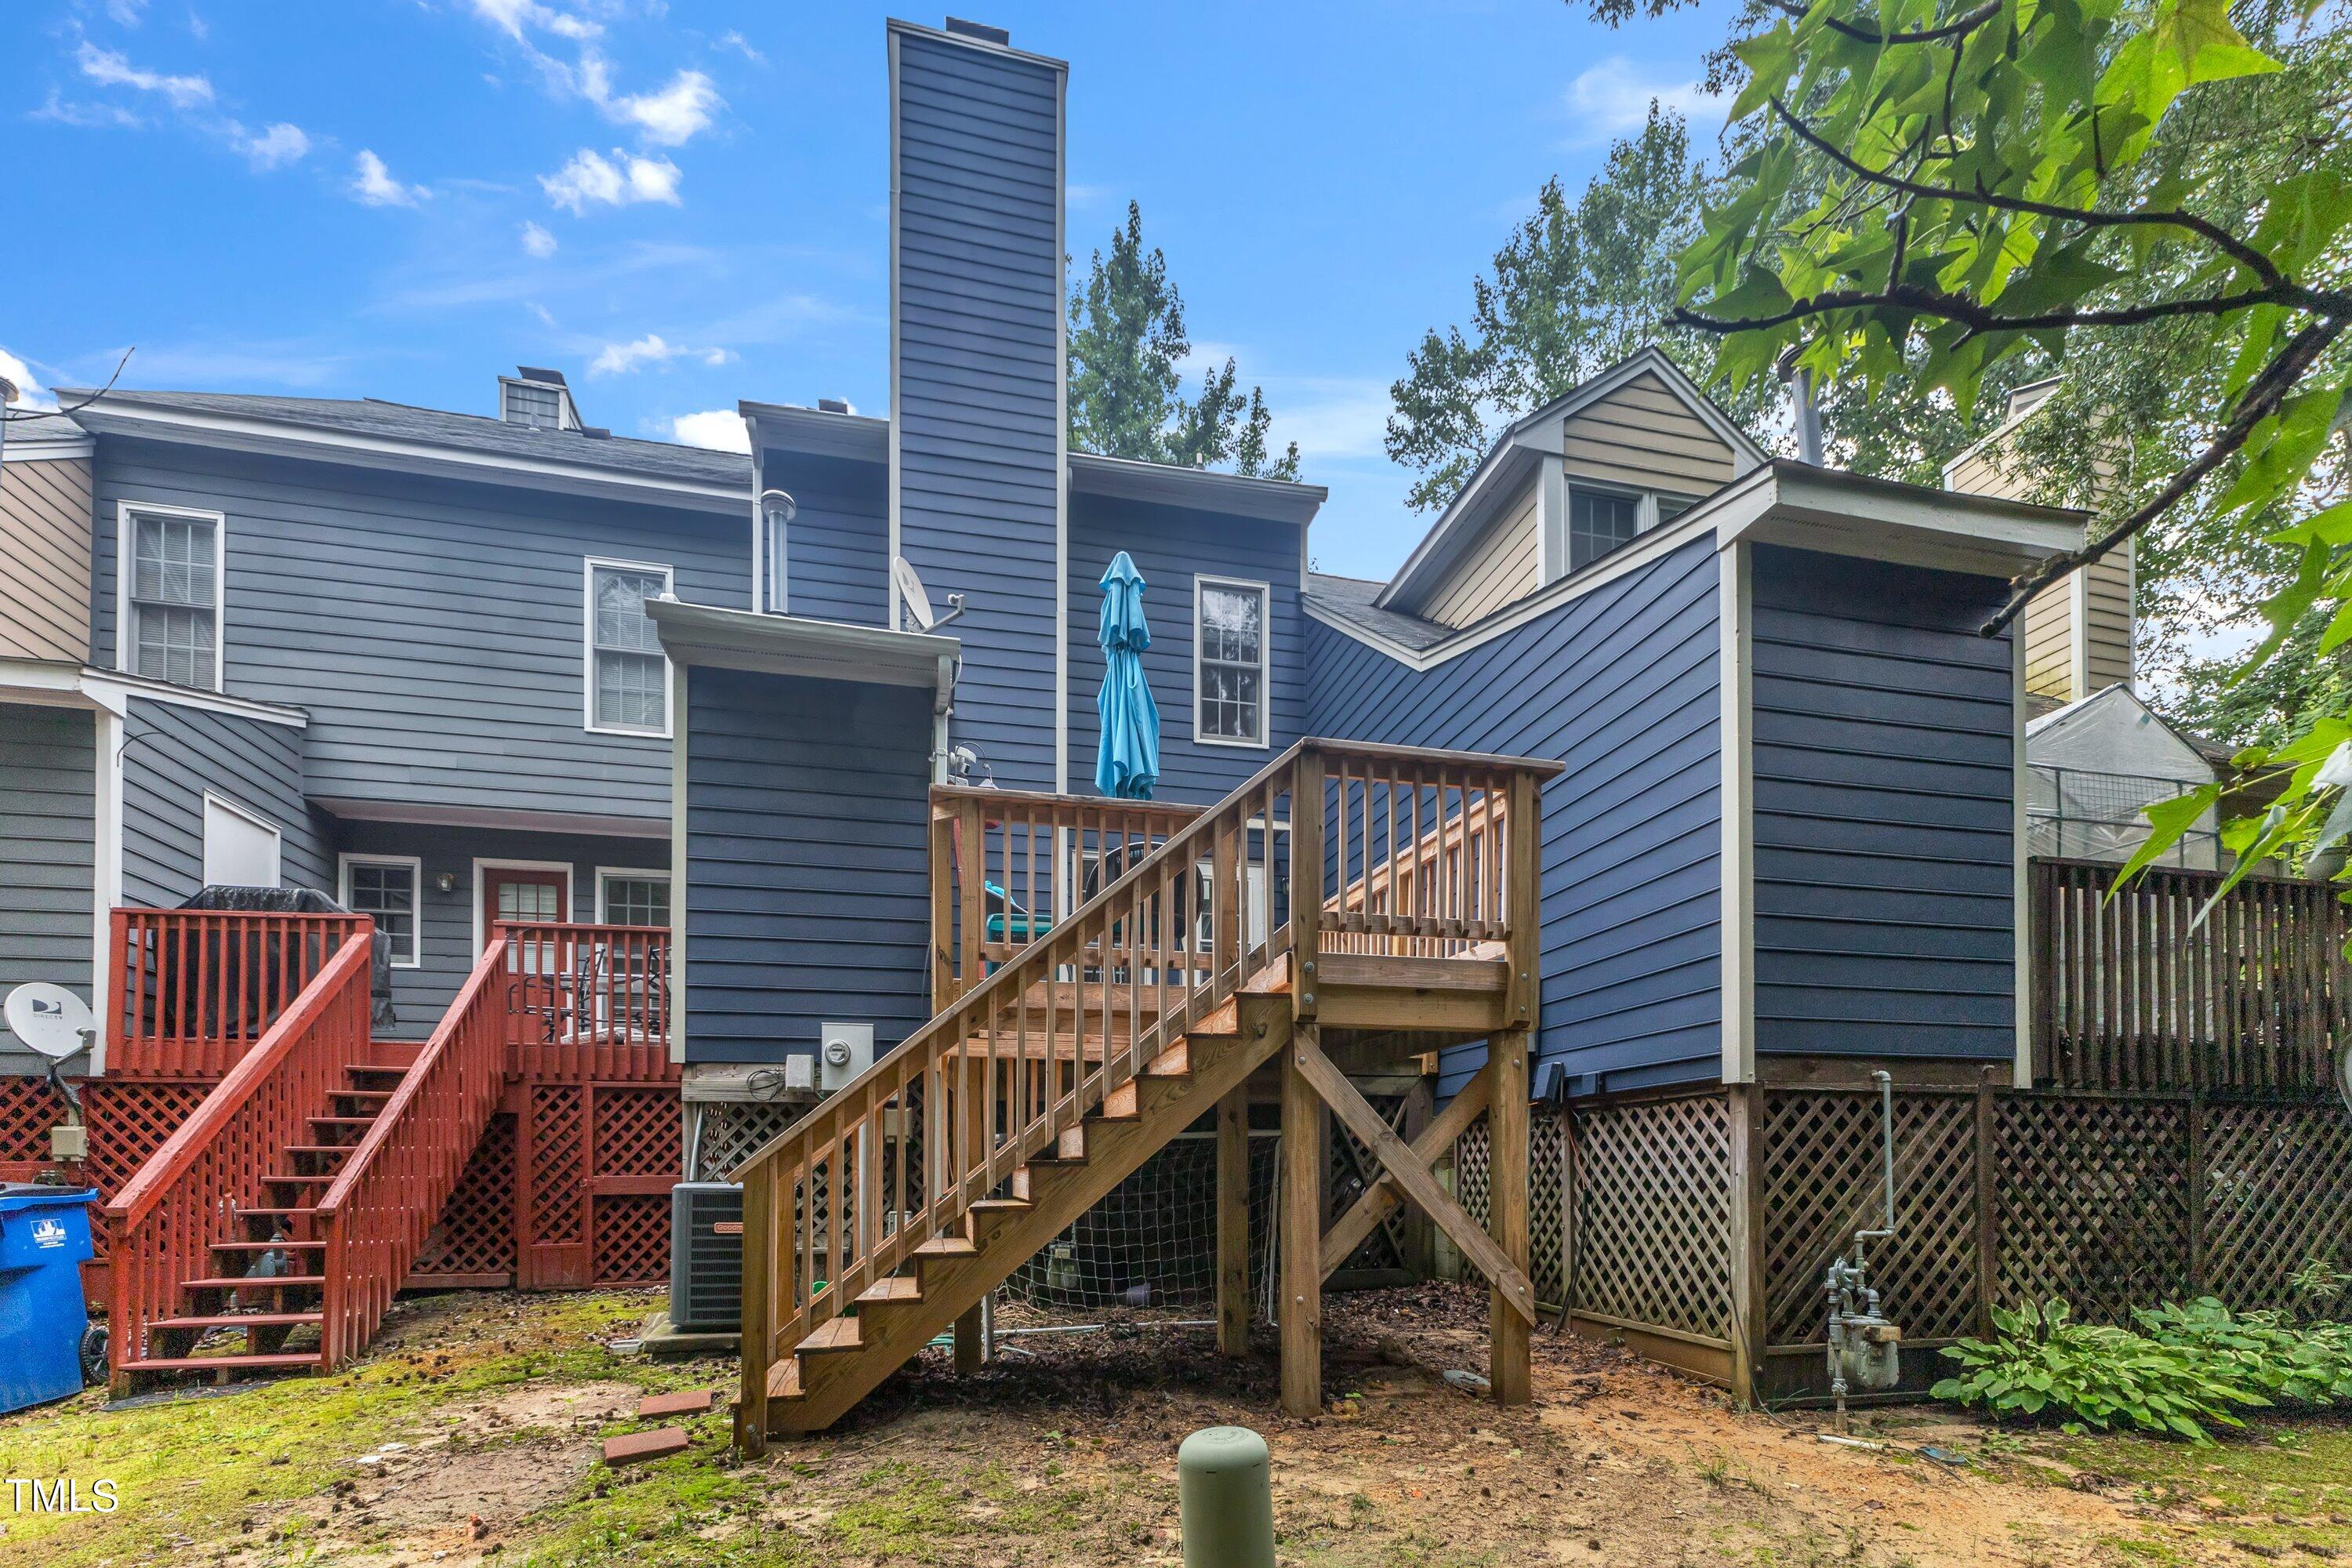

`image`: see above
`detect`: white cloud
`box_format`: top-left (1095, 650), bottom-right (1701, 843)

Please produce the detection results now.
top-left (603, 68), bottom-right (720, 147)
top-left (467, 0), bottom-right (599, 42)
top-left (520, 220), bottom-right (558, 258)
top-left (77, 42), bottom-right (212, 107)
top-left (668, 410), bottom-right (750, 452)
top-left (0, 347), bottom-right (56, 411)
top-left (31, 90), bottom-right (143, 129)
top-left (539, 148), bottom-right (682, 213)
top-left (107, 0), bottom-right (150, 24)
top-left (714, 30), bottom-right (765, 66)
top-left (234, 121), bottom-right (309, 169)
top-left (1265, 378), bottom-right (1395, 463)
top-left (1563, 55), bottom-right (1723, 146)
top-left (350, 149), bottom-right (426, 207)
top-left (589, 333), bottom-right (731, 376)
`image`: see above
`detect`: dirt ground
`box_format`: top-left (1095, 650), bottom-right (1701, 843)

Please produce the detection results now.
top-left (6, 1283), bottom-right (2351, 1566)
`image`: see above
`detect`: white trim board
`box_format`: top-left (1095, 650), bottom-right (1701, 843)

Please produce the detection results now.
top-left (89, 704), bottom-right (124, 1076)
top-left (74, 402), bottom-right (746, 515)
top-left (583, 555), bottom-right (677, 739)
top-left (1716, 539), bottom-right (1755, 1085)
top-left (2011, 615), bottom-right (2033, 1088)
top-left (113, 500), bottom-right (227, 695)
top-left (470, 858), bottom-right (575, 953)
top-left (0, 659), bottom-right (309, 728)
top-left (338, 851), bottom-right (424, 967)
top-left (1192, 573), bottom-right (1274, 749)
top-left (310, 795), bottom-right (666, 840)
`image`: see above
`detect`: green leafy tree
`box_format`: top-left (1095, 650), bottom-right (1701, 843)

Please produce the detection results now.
top-left (1066, 201), bottom-right (1300, 481)
top-left (1387, 107), bottom-right (1782, 512)
top-left (1624, 0), bottom-right (2350, 881)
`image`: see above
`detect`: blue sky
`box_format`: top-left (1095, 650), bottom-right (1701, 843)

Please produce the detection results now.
top-left (5, 0), bottom-right (1740, 580)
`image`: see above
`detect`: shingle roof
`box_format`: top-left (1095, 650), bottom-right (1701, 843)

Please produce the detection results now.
top-left (67, 389), bottom-right (750, 487)
top-left (1303, 572), bottom-right (1451, 652)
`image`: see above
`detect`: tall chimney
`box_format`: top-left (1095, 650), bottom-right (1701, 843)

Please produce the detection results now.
top-left (887, 19), bottom-right (1069, 793)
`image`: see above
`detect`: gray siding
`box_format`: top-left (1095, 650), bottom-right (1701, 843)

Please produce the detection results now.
top-left (119, 695), bottom-right (328, 907)
top-left (890, 25), bottom-right (1065, 793)
top-left (1065, 495), bottom-right (1304, 806)
top-left (1749, 546), bottom-right (2016, 1062)
top-left (91, 436), bottom-right (749, 826)
top-left (0, 704), bottom-right (95, 1073)
top-left (683, 666), bottom-right (934, 1065)
top-left (1308, 535), bottom-right (1723, 1097)
top-left (331, 818), bottom-right (670, 1033)
top-left (771, 452), bottom-right (890, 629)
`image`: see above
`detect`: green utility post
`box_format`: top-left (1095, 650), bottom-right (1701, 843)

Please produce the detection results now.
top-left (1177, 1425), bottom-right (1275, 1568)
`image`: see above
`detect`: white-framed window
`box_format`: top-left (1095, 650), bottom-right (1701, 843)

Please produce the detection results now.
top-left (339, 854), bottom-right (423, 967)
top-left (201, 793), bottom-right (281, 887)
top-left (1566, 486), bottom-right (1642, 573)
top-left (117, 503), bottom-right (227, 691)
top-left (595, 868), bottom-right (671, 927)
top-left (583, 557), bottom-right (674, 737)
top-left (1194, 575), bottom-right (1271, 748)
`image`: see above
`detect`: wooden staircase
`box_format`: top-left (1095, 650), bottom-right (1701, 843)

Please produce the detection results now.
top-left (738, 739), bottom-right (1563, 1445)
top-left (112, 1054), bottom-right (415, 1378)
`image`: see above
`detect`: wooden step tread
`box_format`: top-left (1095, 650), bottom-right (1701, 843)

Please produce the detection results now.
top-left (263, 1174), bottom-right (335, 1186)
top-left (800, 1316), bottom-right (862, 1354)
top-left (855, 1276), bottom-right (924, 1306)
top-left (231, 1207), bottom-right (321, 1219)
top-left (212, 1244), bottom-right (325, 1261)
top-left (182, 1275), bottom-right (327, 1290)
top-left (766, 1359), bottom-right (804, 1400)
top-left (281, 1145), bottom-right (356, 1156)
top-left (118, 1353), bottom-right (322, 1373)
top-left (149, 1312), bottom-right (321, 1330)
top-left (308, 1116), bottom-right (380, 1127)
top-left (913, 1235), bottom-right (978, 1260)
top-left (971, 1196), bottom-right (1029, 1214)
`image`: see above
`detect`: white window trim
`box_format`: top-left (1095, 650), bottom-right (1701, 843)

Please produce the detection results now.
top-left (1192, 573), bottom-right (1272, 750)
top-left (200, 790), bottom-right (281, 887)
top-left (338, 852), bottom-right (423, 968)
top-left (114, 500), bottom-right (227, 694)
top-left (470, 857), bottom-right (575, 953)
top-left (582, 555), bottom-right (676, 739)
top-left (593, 865), bottom-right (671, 925)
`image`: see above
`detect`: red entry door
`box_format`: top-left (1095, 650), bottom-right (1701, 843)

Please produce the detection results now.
top-left (483, 866), bottom-right (568, 949)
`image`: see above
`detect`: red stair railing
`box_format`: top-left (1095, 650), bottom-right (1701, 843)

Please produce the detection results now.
top-left (109, 907), bottom-right (372, 1077)
top-left (497, 921), bottom-right (674, 1082)
top-left (104, 924), bottom-right (375, 1381)
top-left (314, 935), bottom-right (514, 1365)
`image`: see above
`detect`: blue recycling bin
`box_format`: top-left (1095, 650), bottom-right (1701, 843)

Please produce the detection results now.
top-left (0, 1185), bottom-right (99, 1414)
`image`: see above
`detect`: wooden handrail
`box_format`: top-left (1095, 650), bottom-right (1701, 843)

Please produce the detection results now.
top-left (495, 920), bottom-right (677, 1083)
top-left (739, 737), bottom-right (1559, 1435)
top-left (313, 936), bottom-right (514, 1365)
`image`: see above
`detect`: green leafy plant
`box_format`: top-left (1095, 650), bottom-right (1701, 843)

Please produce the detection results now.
top-left (2134, 1297), bottom-right (2352, 1404)
top-left (1933, 1299), bottom-right (2270, 1442)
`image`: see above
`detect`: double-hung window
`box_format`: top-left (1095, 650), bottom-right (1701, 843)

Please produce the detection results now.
top-left (584, 558), bottom-right (673, 736)
top-left (121, 505), bottom-right (224, 690)
top-left (597, 869), bottom-right (671, 928)
top-left (1566, 488), bottom-right (1642, 573)
top-left (341, 854), bottom-right (422, 967)
top-left (1194, 576), bottom-right (1270, 748)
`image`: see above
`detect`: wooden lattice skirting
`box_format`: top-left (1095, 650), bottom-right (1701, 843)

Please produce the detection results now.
top-left (1453, 1080), bottom-right (2352, 1404)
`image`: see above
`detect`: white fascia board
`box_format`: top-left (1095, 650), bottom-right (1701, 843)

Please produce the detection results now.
top-left (313, 795), bottom-right (669, 840)
top-left (79, 405), bottom-right (746, 515)
top-left (1, 435), bottom-right (94, 463)
top-left (648, 597), bottom-right (960, 701)
top-left (0, 658), bottom-right (309, 727)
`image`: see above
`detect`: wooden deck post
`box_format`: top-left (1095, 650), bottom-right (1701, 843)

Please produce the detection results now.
top-left (1280, 1028), bottom-right (1323, 1416)
top-left (1217, 1085), bottom-right (1250, 1357)
top-left (1485, 1027), bottom-right (1530, 1406)
top-left (736, 1163), bottom-right (772, 1456)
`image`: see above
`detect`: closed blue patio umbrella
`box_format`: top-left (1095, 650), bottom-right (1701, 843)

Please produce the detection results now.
top-left (1094, 550), bottom-right (1160, 800)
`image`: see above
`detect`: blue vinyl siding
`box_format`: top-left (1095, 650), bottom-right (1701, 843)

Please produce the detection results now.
top-left (1749, 546), bottom-right (2016, 1062)
top-left (683, 666), bottom-right (935, 1066)
top-left (91, 436), bottom-right (748, 826)
top-left (1065, 495), bottom-right (1303, 806)
top-left (0, 704), bottom-right (95, 1074)
top-left (330, 819), bottom-right (669, 1033)
top-left (1308, 535), bottom-right (1723, 1096)
top-left (890, 25), bottom-right (1065, 793)
top-left (119, 695), bottom-right (328, 907)
top-left (771, 452), bottom-right (890, 629)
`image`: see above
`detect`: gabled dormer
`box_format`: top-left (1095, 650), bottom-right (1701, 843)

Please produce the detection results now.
top-left (1376, 347), bottom-right (1766, 630)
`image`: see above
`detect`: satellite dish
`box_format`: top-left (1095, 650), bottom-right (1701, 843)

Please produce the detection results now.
top-left (4, 983), bottom-right (95, 1063)
top-left (892, 555), bottom-right (965, 633)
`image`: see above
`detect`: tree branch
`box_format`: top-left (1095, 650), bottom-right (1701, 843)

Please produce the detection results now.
top-left (1674, 279), bottom-right (2307, 336)
top-left (1766, 0), bottom-right (2002, 45)
top-left (1978, 318), bottom-right (2347, 635)
top-left (1769, 96), bottom-right (2286, 289)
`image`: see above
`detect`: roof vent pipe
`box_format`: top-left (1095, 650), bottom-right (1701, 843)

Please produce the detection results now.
top-left (943, 16), bottom-right (1011, 45)
top-left (1779, 350), bottom-right (1825, 466)
top-left (818, 397), bottom-right (851, 415)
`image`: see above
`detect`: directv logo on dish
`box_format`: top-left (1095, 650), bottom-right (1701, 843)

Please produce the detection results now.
top-left (29, 1218), bottom-right (67, 1249)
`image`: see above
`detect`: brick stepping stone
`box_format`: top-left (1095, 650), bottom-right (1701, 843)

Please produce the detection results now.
top-left (603, 1427), bottom-right (691, 1465)
top-left (637, 1388), bottom-right (718, 1419)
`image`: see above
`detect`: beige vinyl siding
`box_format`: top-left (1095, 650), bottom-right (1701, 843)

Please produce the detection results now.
top-left (0, 456), bottom-right (94, 662)
top-left (1948, 435), bottom-right (2131, 701)
top-left (1559, 371), bottom-right (1737, 495)
top-left (1421, 479), bottom-right (1539, 628)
